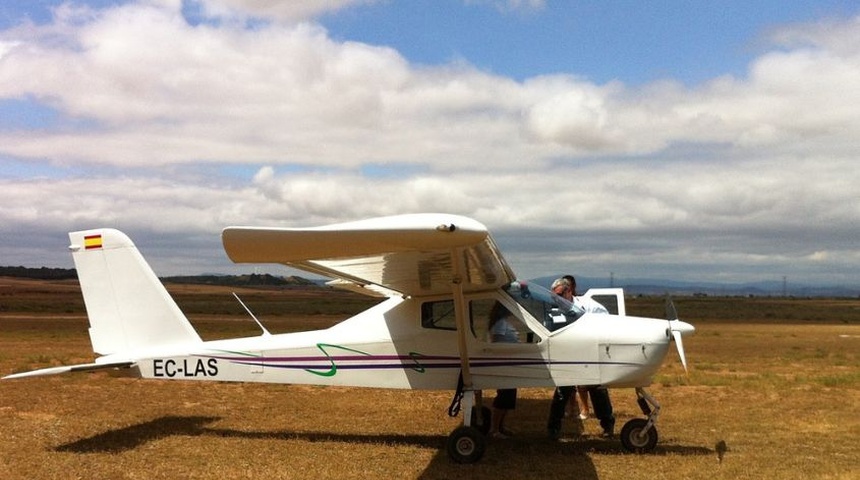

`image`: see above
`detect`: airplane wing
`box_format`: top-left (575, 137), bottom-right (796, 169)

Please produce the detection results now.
top-left (222, 214), bottom-right (516, 297)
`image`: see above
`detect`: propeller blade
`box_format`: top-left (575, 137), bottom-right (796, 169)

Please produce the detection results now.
top-left (665, 296), bottom-right (678, 320)
top-left (672, 329), bottom-right (688, 374)
top-left (665, 295), bottom-right (693, 374)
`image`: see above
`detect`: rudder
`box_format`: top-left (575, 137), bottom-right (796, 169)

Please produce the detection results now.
top-left (69, 229), bottom-right (202, 356)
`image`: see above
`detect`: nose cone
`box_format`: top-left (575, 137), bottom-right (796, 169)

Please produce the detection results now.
top-left (670, 320), bottom-right (695, 336)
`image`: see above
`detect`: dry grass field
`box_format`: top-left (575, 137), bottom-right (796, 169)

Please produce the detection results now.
top-left (1, 277), bottom-right (858, 479)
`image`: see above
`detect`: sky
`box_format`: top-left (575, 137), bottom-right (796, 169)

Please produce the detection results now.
top-left (0, 0), bottom-right (858, 288)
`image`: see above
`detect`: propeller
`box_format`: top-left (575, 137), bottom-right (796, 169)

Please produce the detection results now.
top-left (665, 296), bottom-right (695, 373)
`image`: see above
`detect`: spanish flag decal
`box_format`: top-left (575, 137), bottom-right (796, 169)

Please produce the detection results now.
top-left (84, 234), bottom-right (103, 250)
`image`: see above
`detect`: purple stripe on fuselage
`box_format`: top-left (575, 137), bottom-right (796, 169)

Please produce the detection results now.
top-left (223, 358), bottom-right (641, 370)
top-left (207, 354), bottom-right (551, 363)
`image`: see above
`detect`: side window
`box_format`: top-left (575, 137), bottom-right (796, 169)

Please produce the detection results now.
top-left (469, 299), bottom-right (494, 340)
top-left (588, 294), bottom-right (618, 315)
top-left (421, 300), bottom-right (456, 330)
top-left (469, 298), bottom-right (538, 344)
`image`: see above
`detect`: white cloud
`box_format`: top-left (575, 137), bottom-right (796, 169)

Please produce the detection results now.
top-left (190, 0), bottom-right (377, 23)
top-left (466, 0), bottom-right (546, 14)
top-left (4, 2), bottom-right (858, 170)
top-left (768, 15), bottom-right (860, 56)
top-left (0, 2), bottom-right (858, 286)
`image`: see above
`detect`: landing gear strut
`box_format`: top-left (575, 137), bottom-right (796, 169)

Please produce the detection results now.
top-left (620, 387), bottom-right (660, 453)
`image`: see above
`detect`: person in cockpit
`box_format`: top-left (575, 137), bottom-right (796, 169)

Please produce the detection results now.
top-left (561, 274), bottom-right (609, 314)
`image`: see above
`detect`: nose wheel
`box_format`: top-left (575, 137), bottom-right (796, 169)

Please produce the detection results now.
top-left (620, 418), bottom-right (659, 453)
top-left (621, 387), bottom-right (660, 453)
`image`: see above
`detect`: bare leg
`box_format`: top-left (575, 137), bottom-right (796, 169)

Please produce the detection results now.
top-left (491, 408), bottom-right (508, 436)
top-left (577, 386), bottom-right (590, 419)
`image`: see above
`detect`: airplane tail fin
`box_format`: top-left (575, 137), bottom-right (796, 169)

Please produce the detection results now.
top-left (69, 229), bottom-right (202, 356)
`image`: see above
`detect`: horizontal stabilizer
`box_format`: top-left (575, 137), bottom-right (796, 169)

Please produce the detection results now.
top-left (2, 361), bottom-right (135, 380)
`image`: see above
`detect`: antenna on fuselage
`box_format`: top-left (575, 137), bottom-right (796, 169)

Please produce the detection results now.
top-left (232, 292), bottom-right (272, 337)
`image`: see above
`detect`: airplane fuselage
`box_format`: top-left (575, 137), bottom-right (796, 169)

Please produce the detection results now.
top-left (128, 292), bottom-right (683, 391)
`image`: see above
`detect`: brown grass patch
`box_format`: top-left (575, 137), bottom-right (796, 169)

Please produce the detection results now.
top-left (1, 279), bottom-right (858, 479)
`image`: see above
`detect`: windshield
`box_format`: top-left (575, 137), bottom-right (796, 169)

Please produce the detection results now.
top-left (503, 280), bottom-right (585, 332)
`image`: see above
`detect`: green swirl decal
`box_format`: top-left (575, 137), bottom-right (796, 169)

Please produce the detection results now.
top-left (408, 352), bottom-right (426, 373)
top-left (305, 343), bottom-right (372, 377)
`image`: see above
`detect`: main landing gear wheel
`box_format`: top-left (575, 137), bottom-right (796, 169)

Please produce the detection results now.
top-left (446, 426), bottom-right (486, 464)
top-left (620, 418), bottom-right (658, 453)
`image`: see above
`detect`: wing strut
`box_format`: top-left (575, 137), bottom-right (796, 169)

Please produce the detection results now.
top-left (450, 247), bottom-right (481, 427)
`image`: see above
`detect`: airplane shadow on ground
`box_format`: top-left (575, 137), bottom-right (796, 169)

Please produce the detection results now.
top-left (54, 413), bottom-right (711, 478)
top-left (54, 416), bottom-right (221, 454)
top-left (54, 415), bottom-right (442, 454)
top-left (53, 415), bottom-right (447, 455)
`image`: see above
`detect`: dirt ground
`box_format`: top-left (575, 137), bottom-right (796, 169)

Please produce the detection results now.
top-left (1, 278), bottom-right (858, 479)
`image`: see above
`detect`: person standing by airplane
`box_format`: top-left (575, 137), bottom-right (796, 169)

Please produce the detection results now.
top-left (488, 301), bottom-right (518, 439)
top-left (547, 276), bottom-right (616, 439)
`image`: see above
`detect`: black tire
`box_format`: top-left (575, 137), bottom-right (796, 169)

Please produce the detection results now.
top-left (446, 426), bottom-right (486, 464)
top-left (620, 418), bottom-right (658, 453)
top-left (470, 406), bottom-right (492, 435)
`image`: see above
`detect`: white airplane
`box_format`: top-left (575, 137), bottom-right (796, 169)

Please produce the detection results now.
top-left (3, 213), bottom-right (694, 463)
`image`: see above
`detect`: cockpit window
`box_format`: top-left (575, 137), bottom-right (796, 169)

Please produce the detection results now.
top-left (420, 297), bottom-right (540, 343)
top-left (469, 298), bottom-right (539, 343)
top-left (503, 281), bottom-right (584, 332)
top-left (421, 300), bottom-right (456, 330)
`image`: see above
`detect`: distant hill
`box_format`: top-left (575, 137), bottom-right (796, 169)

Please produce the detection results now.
top-left (0, 267), bottom-right (320, 288)
top-left (162, 273), bottom-right (320, 287)
top-left (3, 267), bottom-right (856, 297)
top-left (524, 275), bottom-right (859, 298)
top-left (0, 266), bottom-right (78, 280)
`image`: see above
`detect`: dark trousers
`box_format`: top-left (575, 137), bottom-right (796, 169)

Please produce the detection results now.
top-left (493, 388), bottom-right (517, 410)
top-left (588, 386), bottom-right (615, 434)
top-left (547, 386), bottom-right (615, 434)
top-left (547, 386), bottom-right (575, 433)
